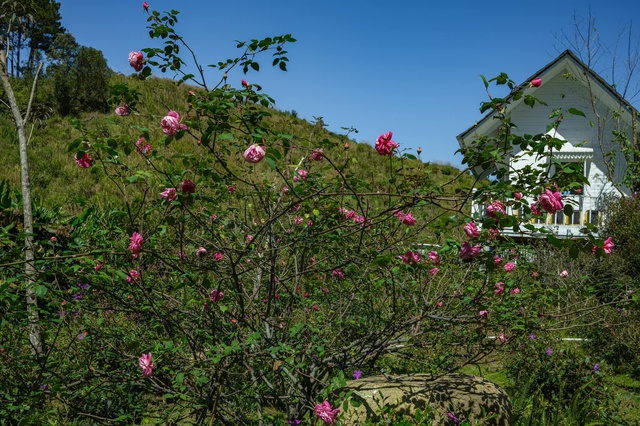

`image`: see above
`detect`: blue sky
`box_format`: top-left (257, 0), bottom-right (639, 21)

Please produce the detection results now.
top-left (60, 0), bottom-right (640, 166)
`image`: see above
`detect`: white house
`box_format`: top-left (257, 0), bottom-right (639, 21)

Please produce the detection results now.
top-left (457, 50), bottom-right (638, 238)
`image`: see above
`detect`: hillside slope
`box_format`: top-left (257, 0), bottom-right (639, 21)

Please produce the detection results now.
top-left (0, 75), bottom-right (475, 221)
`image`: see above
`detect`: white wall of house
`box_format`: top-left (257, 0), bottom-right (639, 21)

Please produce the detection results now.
top-left (507, 65), bottom-right (632, 198)
top-left (459, 52), bottom-right (638, 238)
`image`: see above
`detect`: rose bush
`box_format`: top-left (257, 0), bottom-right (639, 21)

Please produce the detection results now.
top-left (0, 6), bottom-right (628, 426)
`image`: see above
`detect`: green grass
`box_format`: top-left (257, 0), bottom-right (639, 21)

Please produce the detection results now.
top-left (459, 359), bottom-right (640, 425)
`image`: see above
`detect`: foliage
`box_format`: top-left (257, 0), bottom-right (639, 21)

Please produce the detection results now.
top-left (0, 0), bottom-right (65, 77)
top-left (600, 194), bottom-right (640, 279)
top-left (48, 33), bottom-right (112, 115)
top-left (506, 337), bottom-right (624, 425)
top-left (0, 5), bottom-right (637, 426)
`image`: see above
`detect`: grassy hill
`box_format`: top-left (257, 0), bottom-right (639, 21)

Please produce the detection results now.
top-left (0, 74), bottom-right (475, 218)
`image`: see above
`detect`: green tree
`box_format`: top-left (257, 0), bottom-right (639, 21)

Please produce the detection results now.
top-left (47, 32), bottom-right (77, 115)
top-left (74, 46), bottom-right (111, 112)
top-left (0, 0), bottom-right (64, 77)
top-left (48, 33), bottom-right (111, 115)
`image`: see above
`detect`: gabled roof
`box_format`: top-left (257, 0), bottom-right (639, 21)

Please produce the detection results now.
top-left (457, 50), bottom-right (640, 146)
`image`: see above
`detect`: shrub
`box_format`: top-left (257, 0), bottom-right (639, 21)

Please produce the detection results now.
top-left (0, 6), bottom-right (614, 424)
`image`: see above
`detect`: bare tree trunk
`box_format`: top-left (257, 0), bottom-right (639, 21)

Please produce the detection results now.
top-left (0, 48), bottom-right (43, 355)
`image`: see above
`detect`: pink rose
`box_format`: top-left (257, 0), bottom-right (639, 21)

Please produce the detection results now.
top-left (180, 179), bottom-right (195, 194)
top-left (296, 169), bottom-right (308, 180)
top-left (314, 400), bottom-right (340, 425)
top-left (375, 131), bottom-right (399, 156)
top-left (213, 252), bottom-right (223, 261)
top-left (428, 251), bottom-right (440, 265)
top-left (311, 148), bottom-right (324, 161)
top-left (530, 77), bottom-right (542, 88)
top-left (429, 267), bottom-right (439, 276)
top-left (115, 105), bottom-right (130, 116)
top-left (559, 270), bottom-right (569, 278)
top-left (460, 242), bottom-right (481, 260)
top-left (332, 269), bottom-right (345, 279)
top-left (142, 2), bottom-right (149, 11)
top-left (530, 202), bottom-right (543, 216)
top-left (538, 189), bottom-right (564, 214)
top-left (139, 352), bottom-right (154, 377)
top-left (128, 232), bottom-right (144, 256)
top-left (485, 200), bottom-right (506, 218)
top-left (241, 79), bottom-right (248, 87)
top-left (210, 289), bottom-right (224, 302)
top-left (479, 310), bottom-right (488, 318)
top-left (493, 256), bottom-right (502, 266)
top-left (243, 144), bottom-right (266, 163)
top-left (592, 237), bottom-right (614, 255)
top-left (394, 210), bottom-right (416, 226)
top-left (511, 288), bottom-right (520, 295)
top-left (161, 110), bottom-right (188, 136)
top-left (136, 137), bottom-right (151, 154)
top-left (494, 281), bottom-right (505, 295)
top-left (74, 151), bottom-right (93, 168)
top-left (504, 262), bottom-right (515, 272)
top-left (127, 269), bottom-right (141, 283)
top-left (161, 187), bottom-right (177, 201)
top-left (195, 247), bottom-right (207, 257)
top-left (463, 221), bottom-right (479, 239)
top-left (498, 333), bottom-right (507, 343)
top-left (514, 192), bottom-right (522, 200)
top-left (401, 251), bottom-right (421, 265)
top-left (128, 51), bottom-right (144, 72)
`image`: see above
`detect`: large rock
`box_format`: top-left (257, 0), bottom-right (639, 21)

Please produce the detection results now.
top-left (335, 373), bottom-right (511, 425)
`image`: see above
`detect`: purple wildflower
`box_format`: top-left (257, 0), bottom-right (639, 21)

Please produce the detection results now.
top-left (447, 412), bottom-right (461, 424)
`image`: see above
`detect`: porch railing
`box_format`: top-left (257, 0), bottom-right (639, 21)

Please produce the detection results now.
top-left (471, 195), bottom-right (605, 238)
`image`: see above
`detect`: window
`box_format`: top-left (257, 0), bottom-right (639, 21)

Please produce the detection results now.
top-left (588, 210), bottom-right (601, 225)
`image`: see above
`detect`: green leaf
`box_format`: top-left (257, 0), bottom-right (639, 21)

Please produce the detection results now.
top-left (563, 204), bottom-right (574, 216)
top-left (569, 245), bottom-right (579, 259)
top-left (266, 147), bottom-right (281, 160)
top-left (547, 234), bottom-right (562, 248)
top-left (261, 156), bottom-right (274, 170)
top-left (480, 74), bottom-right (489, 89)
top-left (524, 95), bottom-right (535, 108)
top-left (67, 139), bottom-right (82, 153)
top-left (34, 285), bottom-right (48, 297)
top-left (568, 108), bottom-right (586, 117)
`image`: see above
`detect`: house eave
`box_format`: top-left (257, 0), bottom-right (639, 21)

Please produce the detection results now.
top-left (456, 50), bottom-right (640, 150)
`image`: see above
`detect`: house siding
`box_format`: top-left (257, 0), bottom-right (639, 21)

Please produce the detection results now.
top-left (508, 68), bottom-right (631, 197)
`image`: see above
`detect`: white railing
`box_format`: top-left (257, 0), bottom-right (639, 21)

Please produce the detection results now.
top-left (472, 195), bottom-right (605, 238)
